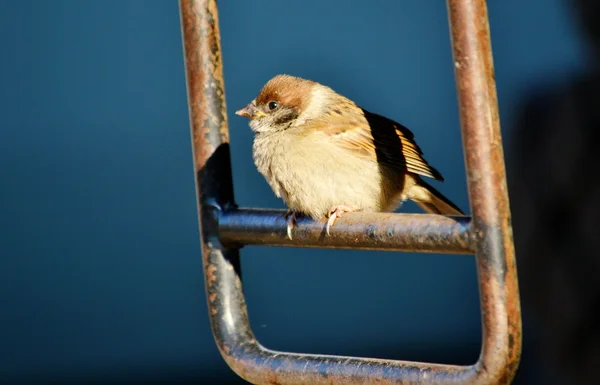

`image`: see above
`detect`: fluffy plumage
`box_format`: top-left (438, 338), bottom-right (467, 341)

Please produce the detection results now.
top-left (236, 74), bottom-right (463, 237)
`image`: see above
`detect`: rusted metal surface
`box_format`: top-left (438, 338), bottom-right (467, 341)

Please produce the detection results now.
top-left (219, 208), bottom-right (474, 254)
top-left (179, 0), bottom-right (254, 377)
top-left (447, 0), bottom-right (522, 383)
top-left (179, 0), bottom-right (521, 383)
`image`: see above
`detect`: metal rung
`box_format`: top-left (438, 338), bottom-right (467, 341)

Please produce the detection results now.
top-left (178, 0), bottom-right (522, 384)
top-left (219, 209), bottom-right (474, 254)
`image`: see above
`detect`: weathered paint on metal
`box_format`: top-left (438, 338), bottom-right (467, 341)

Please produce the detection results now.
top-left (447, 0), bottom-right (522, 382)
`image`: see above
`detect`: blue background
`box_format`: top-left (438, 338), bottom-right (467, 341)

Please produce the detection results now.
top-left (0, 0), bottom-right (585, 383)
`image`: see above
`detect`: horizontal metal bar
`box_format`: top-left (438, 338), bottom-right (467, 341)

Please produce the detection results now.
top-left (224, 345), bottom-right (479, 385)
top-left (218, 208), bottom-right (474, 254)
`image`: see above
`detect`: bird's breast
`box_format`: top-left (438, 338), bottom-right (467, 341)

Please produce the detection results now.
top-left (253, 131), bottom-right (402, 218)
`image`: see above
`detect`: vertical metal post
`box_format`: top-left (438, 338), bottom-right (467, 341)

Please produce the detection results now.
top-left (179, 0), bottom-right (258, 371)
top-left (448, 0), bottom-right (522, 383)
top-left (179, 0), bottom-right (522, 384)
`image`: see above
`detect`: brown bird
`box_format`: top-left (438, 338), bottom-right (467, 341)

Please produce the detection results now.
top-left (236, 74), bottom-right (463, 239)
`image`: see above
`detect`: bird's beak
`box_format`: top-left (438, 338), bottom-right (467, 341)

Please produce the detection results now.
top-left (235, 101), bottom-right (266, 120)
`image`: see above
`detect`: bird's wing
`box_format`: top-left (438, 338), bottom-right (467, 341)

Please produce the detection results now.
top-left (315, 108), bottom-right (444, 181)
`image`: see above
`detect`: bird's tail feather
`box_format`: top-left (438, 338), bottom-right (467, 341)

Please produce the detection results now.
top-left (410, 178), bottom-right (464, 216)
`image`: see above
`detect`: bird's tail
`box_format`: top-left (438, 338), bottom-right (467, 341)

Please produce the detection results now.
top-left (409, 177), bottom-right (464, 216)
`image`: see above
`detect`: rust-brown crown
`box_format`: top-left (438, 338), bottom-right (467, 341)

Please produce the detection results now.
top-left (255, 74), bottom-right (315, 112)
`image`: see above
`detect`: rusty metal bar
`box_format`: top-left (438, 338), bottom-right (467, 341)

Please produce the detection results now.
top-left (179, 0), bottom-right (521, 384)
top-left (219, 209), bottom-right (474, 254)
top-left (447, 0), bottom-right (522, 382)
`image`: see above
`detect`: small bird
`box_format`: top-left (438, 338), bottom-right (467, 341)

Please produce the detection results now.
top-left (236, 74), bottom-right (463, 239)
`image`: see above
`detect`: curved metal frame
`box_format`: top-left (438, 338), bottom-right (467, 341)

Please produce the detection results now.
top-left (179, 0), bottom-right (522, 383)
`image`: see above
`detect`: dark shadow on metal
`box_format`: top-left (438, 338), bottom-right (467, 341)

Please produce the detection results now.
top-left (179, 0), bottom-right (522, 384)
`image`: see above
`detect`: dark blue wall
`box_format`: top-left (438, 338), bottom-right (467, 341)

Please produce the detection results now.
top-left (0, 1), bottom-right (584, 383)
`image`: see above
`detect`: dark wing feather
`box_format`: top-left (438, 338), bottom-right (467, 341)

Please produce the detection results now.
top-left (318, 108), bottom-right (444, 181)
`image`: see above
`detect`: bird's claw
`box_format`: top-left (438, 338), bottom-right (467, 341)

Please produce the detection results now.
top-left (284, 210), bottom-right (297, 240)
top-left (326, 205), bottom-right (355, 236)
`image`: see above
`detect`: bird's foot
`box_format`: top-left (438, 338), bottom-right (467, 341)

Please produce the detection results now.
top-left (326, 205), bottom-right (356, 236)
top-left (283, 210), bottom-right (298, 240)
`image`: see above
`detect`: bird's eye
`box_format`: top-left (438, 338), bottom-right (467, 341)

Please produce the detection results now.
top-left (268, 101), bottom-right (279, 110)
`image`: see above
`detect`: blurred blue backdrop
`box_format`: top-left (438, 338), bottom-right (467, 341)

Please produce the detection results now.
top-left (0, 0), bottom-right (586, 383)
